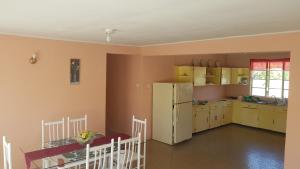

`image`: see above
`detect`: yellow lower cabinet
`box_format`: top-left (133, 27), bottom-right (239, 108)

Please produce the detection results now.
top-left (258, 110), bottom-right (274, 130)
top-left (273, 110), bottom-right (287, 133)
top-left (209, 108), bottom-right (218, 129)
top-left (210, 105), bottom-right (223, 128)
top-left (239, 107), bottom-right (259, 127)
top-left (195, 110), bottom-right (210, 132)
top-left (192, 109), bottom-right (197, 133)
top-left (232, 101), bottom-right (242, 124)
top-left (223, 106), bottom-right (232, 125)
top-left (192, 105), bottom-right (210, 133)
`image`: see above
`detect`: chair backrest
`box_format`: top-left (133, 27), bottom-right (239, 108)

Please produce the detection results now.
top-left (58, 139), bottom-right (115, 169)
top-left (3, 136), bottom-right (12, 169)
top-left (116, 133), bottom-right (141, 169)
top-left (132, 115), bottom-right (147, 143)
top-left (67, 114), bottom-right (87, 138)
top-left (132, 115), bottom-right (147, 168)
top-left (42, 118), bottom-right (65, 148)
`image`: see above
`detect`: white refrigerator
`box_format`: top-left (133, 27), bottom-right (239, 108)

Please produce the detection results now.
top-left (152, 83), bottom-right (193, 145)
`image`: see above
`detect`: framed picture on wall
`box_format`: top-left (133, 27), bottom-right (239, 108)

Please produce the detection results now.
top-left (70, 59), bottom-right (80, 84)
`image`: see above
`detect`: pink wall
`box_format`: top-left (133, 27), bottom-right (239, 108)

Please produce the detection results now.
top-left (106, 54), bottom-right (143, 136)
top-left (0, 35), bottom-right (139, 169)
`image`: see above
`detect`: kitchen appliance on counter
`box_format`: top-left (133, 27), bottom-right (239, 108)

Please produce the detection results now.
top-left (152, 82), bottom-right (193, 145)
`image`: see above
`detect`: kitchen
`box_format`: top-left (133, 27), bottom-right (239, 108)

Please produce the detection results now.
top-left (152, 52), bottom-right (289, 145)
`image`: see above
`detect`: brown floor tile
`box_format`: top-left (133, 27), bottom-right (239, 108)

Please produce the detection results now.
top-left (146, 124), bottom-right (285, 169)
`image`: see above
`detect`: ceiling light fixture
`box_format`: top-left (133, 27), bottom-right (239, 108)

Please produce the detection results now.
top-left (105, 28), bottom-right (116, 42)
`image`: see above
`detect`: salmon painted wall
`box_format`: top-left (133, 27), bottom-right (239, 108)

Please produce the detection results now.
top-left (106, 54), bottom-right (144, 136)
top-left (224, 52), bottom-right (290, 97)
top-left (0, 35), bottom-right (139, 169)
top-left (140, 32), bottom-right (300, 169)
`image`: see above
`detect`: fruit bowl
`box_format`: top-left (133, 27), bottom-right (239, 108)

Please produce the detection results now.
top-left (75, 131), bottom-right (96, 145)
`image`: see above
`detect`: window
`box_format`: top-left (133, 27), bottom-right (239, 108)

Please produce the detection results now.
top-left (250, 58), bottom-right (290, 98)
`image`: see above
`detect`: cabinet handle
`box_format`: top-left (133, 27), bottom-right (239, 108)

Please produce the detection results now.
top-left (273, 120), bottom-right (275, 124)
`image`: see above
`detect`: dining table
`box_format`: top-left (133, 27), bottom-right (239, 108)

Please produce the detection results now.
top-left (22, 133), bottom-right (130, 169)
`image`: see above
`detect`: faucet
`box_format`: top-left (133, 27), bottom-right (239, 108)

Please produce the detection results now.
top-left (271, 95), bottom-right (279, 105)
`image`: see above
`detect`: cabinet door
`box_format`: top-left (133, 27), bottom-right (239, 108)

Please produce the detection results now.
top-left (240, 107), bottom-right (258, 127)
top-left (217, 108), bottom-right (224, 127)
top-left (221, 68), bottom-right (231, 85)
top-left (206, 67), bottom-right (221, 85)
top-left (231, 68), bottom-right (249, 85)
top-left (195, 110), bottom-right (210, 132)
top-left (232, 102), bottom-right (241, 124)
top-left (194, 67), bottom-right (206, 86)
top-left (192, 109), bottom-right (197, 133)
top-left (175, 66), bottom-right (194, 82)
top-left (223, 106), bottom-right (232, 125)
top-left (231, 68), bottom-right (239, 84)
top-left (273, 111), bottom-right (287, 133)
top-left (209, 109), bottom-right (217, 129)
top-left (258, 109), bottom-right (274, 130)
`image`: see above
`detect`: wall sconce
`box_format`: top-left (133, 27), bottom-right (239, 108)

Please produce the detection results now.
top-left (29, 53), bottom-right (38, 64)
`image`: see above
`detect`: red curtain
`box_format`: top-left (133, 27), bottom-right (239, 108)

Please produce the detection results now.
top-left (250, 58), bottom-right (290, 71)
top-left (250, 59), bottom-right (268, 70)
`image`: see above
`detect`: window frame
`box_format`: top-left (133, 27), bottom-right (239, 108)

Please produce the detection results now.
top-left (250, 58), bottom-right (290, 99)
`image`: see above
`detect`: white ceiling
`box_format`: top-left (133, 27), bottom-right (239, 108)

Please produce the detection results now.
top-left (1, 0), bottom-right (300, 46)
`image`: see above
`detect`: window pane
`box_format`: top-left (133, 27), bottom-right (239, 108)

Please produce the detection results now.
top-left (284, 71), bottom-right (289, 81)
top-left (252, 88), bottom-right (265, 96)
top-left (284, 90), bottom-right (289, 98)
top-left (252, 80), bottom-right (266, 88)
top-left (284, 81), bottom-right (289, 90)
top-left (252, 71), bottom-right (266, 80)
top-left (270, 71), bottom-right (282, 80)
top-left (269, 80), bottom-right (282, 89)
top-left (268, 89), bottom-right (282, 98)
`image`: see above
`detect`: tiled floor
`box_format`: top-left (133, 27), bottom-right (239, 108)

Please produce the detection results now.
top-left (146, 124), bottom-right (285, 169)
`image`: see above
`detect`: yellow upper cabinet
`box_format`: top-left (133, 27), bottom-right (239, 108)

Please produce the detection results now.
top-left (231, 68), bottom-right (250, 85)
top-left (206, 67), bottom-right (221, 85)
top-left (175, 66), bottom-right (194, 82)
top-left (176, 66), bottom-right (249, 86)
top-left (221, 68), bottom-right (232, 85)
top-left (194, 67), bottom-right (206, 86)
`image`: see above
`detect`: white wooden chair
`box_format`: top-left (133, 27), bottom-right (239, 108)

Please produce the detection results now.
top-left (3, 136), bottom-right (12, 169)
top-left (114, 133), bottom-right (141, 169)
top-left (41, 118), bottom-right (65, 168)
top-left (58, 139), bottom-right (115, 169)
top-left (67, 114), bottom-right (87, 138)
top-left (132, 115), bottom-right (147, 169)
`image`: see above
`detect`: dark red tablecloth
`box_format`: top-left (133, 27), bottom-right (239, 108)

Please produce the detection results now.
top-left (24, 133), bottom-right (129, 169)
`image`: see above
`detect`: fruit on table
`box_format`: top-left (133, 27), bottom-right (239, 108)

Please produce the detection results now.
top-left (80, 131), bottom-right (89, 140)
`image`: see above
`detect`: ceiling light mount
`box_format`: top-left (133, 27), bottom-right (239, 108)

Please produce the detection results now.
top-left (105, 28), bottom-right (117, 42)
top-left (29, 52), bottom-right (38, 64)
